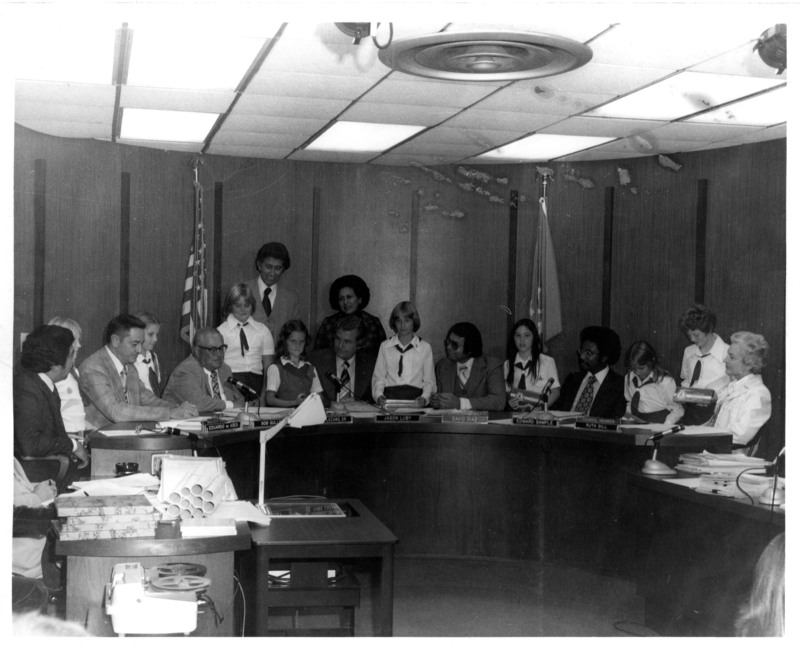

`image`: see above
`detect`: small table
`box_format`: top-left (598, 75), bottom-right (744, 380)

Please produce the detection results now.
top-left (244, 499), bottom-right (398, 636)
top-left (55, 522), bottom-right (251, 636)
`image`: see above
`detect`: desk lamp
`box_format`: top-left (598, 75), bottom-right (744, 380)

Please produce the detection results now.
top-left (641, 425), bottom-right (684, 476)
top-left (256, 393), bottom-right (327, 512)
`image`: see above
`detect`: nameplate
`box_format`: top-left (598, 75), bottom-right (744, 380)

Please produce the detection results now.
top-left (442, 413), bottom-right (489, 424)
top-left (325, 415), bottom-right (353, 424)
top-left (513, 417), bottom-right (559, 426)
top-left (202, 420), bottom-right (242, 433)
top-left (376, 414), bottom-right (422, 422)
top-left (575, 417), bottom-right (620, 431)
top-left (250, 418), bottom-right (284, 428)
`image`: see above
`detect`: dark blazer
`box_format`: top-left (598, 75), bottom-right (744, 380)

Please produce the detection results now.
top-left (14, 370), bottom-right (74, 458)
top-left (435, 355), bottom-right (507, 411)
top-left (308, 348), bottom-right (377, 406)
top-left (554, 368), bottom-right (627, 418)
top-left (245, 277), bottom-right (301, 337)
top-left (163, 356), bottom-right (245, 413)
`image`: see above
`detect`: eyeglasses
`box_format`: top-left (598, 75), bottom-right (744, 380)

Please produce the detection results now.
top-left (577, 347), bottom-right (599, 358)
top-left (197, 344), bottom-right (228, 354)
top-left (445, 339), bottom-right (462, 350)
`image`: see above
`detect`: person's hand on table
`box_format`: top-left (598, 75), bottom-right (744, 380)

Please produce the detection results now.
top-left (431, 393), bottom-right (459, 410)
top-left (170, 402), bottom-right (199, 419)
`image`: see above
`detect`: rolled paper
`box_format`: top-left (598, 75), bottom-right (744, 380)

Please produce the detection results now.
top-left (168, 492), bottom-right (181, 504)
top-left (192, 508), bottom-right (203, 518)
top-left (166, 504), bottom-right (181, 517)
top-left (180, 498), bottom-right (191, 509)
top-left (180, 509), bottom-right (192, 520)
top-left (192, 496), bottom-right (203, 508)
top-left (180, 486), bottom-right (192, 497)
top-left (191, 483), bottom-right (203, 496)
top-left (203, 501), bottom-right (215, 514)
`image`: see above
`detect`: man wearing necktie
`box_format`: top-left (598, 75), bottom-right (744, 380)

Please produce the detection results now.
top-left (309, 316), bottom-right (378, 407)
top-left (431, 322), bottom-right (506, 411)
top-left (13, 324), bottom-right (89, 490)
top-left (553, 325), bottom-right (626, 418)
top-left (244, 242), bottom-right (301, 337)
top-left (163, 327), bottom-right (246, 412)
top-left (79, 314), bottom-right (198, 429)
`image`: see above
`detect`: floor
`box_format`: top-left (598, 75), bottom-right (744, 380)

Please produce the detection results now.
top-left (38, 554), bottom-right (656, 637)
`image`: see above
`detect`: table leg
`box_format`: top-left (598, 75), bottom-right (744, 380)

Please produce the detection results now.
top-left (254, 550), bottom-right (271, 637)
top-left (373, 546), bottom-right (394, 636)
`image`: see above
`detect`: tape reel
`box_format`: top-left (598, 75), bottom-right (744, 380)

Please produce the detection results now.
top-left (150, 574), bottom-right (211, 593)
top-left (151, 562), bottom-right (208, 578)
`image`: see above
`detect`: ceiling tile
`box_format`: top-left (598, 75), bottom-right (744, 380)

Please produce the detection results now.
top-left (233, 93), bottom-right (350, 118)
top-left (360, 77), bottom-right (502, 107)
top-left (116, 139), bottom-right (203, 152)
top-left (370, 152), bottom-right (462, 167)
top-left (15, 81), bottom-right (116, 105)
top-left (411, 125), bottom-right (525, 149)
top-left (690, 42), bottom-right (788, 79)
top-left (476, 86), bottom-right (614, 116)
top-left (121, 87), bottom-right (235, 113)
top-left (205, 144), bottom-right (293, 158)
top-left (539, 116), bottom-right (669, 138)
top-left (288, 149), bottom-right (375, 163)
top-left (524, 63), bottom-right (670, 96)
top-left (16, 102), bottom-right (111, 123)
top-left (221, 114), bottom-right (328, 136)
top-left (211, 129), bottom-right (303, 148)
top-left (446, 109), bottom-right (559, 133)
top-left (247, 71), bottom-right (380, 100)
top-left (15, 119), bottom-right (111, 139)
top-left (645, 121), bottom-right (761, 142)
top-left (339, 102), bottom-right (457, 126)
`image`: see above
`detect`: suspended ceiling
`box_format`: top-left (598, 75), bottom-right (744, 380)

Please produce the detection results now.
top-left (9, 6), bottom-right (790, 167)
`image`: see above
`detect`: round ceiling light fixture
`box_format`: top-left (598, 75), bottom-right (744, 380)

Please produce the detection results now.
top-left (377, 30), bottom-right (592, 81)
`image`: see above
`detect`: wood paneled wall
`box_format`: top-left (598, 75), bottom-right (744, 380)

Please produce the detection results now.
top-left (13, 126), bottom-right (785, 456)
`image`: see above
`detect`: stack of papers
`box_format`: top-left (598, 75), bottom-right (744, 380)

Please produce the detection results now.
top-left (674, 450), bottom-right (780, 500)
top-left (675, 450), bottom-right (769, 475)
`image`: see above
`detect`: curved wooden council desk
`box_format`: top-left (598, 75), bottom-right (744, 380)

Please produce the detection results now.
top-left (89, 426), bottom-right (193, 477)
top-left (202, 417), bottom-right (732, 578)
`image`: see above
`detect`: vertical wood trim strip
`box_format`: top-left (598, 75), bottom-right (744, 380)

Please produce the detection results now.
top-left (695, 178), bottom-right (708, 304)
top-left (213, 182), bottom-right (224, 327)
top-left (602, 186), bottom-right (614, 327)
top-left (310, 187), bottom-right (321, 331)
top-left (409, 189), bottom-right (421, 304)
top-left (33, 158), bottom-right (46, 327)
top-left (507, 190), bottom-right (519, 335)
top-left (119, 172), bottom-right (131, 314)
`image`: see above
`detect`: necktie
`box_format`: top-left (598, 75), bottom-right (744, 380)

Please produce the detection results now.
top-left (515, 361), bottom-right (530, 390)
top-left (120, 368), bottom-right (129, 403)
top-left (458, 364), bottom-right (469, 387)
top-left (690, 354), bottom-right (709, 386)
top-left (262, 287), bottom-right (272, 318)
top-left (340, 361), bottom-right (351, 399)
top-left (210, 370), bottom-right (221, 399)
top-left (575, 374), bottom-right (596, 414)
top-left (395, 343), bottom-right (413, 376)
top-left (239, 323), bottom-right (249, 356)
top-left (148, 366), bottom-right (161, 398)
top-left (52, 386), bottom-right (61, 404)
top-left (630, 376), bottom-right (654, 415)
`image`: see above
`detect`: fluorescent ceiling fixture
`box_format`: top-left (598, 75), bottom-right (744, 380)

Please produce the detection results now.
top-left (685, 85), bottom-right (786, 126)
top-left (120, 108), bottom-right (218, 142)
top-left (586, 71), bottom-right (783, 122)
top-left (476, 133), bottom-right (617, 161)
top-left (12, 23), bottom-right (117, 84)
top-left (126, 27), bottom-right (273, 90)
top-left (305, 121), bottom-right (426, 152)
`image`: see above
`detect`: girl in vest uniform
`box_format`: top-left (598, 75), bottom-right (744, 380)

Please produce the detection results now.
top-left (265, 320), bottom-right (323, 407)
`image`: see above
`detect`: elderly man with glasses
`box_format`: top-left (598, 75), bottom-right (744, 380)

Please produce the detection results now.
top-left (163, 327), bottom-right (247, 413)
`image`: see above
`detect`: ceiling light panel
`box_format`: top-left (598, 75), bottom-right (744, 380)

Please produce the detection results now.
top-left (305, 121), bottom-right (426, 152)
top-left (685, 86), bottom-right (786, 127)
top-left (474, 133), bottom-right (617, 162)
top-left (587, 71), bottom-right (783, 121)
top-left (120, 108), bottom-right (218, 142)
top-left (126, 28), bottom-right (268, 91)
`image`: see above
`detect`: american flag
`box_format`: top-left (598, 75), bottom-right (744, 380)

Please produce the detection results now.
top-left (179, 162), bottom-right (207, 344)
top-left (530, 192), bottom-right (562, 343)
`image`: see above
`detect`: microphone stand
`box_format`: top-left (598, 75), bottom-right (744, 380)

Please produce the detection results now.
top-left (641, 426), bottom-right (684, 476)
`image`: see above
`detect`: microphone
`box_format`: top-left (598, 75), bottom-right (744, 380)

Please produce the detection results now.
top-left (525, 377), bottom-right (557, 415)
top-left (227, 376), bottom-right (258, 400)
top-left (652, 424), bottom-right (685, 443)
top-left (162, 427), bottom-right (186, 436)
top-left (325, 371), bottom-right (390, 414)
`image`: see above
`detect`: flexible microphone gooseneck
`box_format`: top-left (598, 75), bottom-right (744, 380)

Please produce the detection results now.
top-left (651, 424), bottom-right (685, 443)
top-left (227, 376), bottom-right (259, 400)
top-left (325, 371), bottom-right (391, 415)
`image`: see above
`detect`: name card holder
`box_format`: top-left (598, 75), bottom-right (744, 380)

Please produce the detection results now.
top-left (376, 414), bottom-right (422, 422)
top-left (575, 417), bottom-right (620, 431)
top-left (441, 412), bottom-right (489, 424)
top-left (325, 415), bottom-right (354, 424)
top-left (203, 420), bottom-right (242, 433)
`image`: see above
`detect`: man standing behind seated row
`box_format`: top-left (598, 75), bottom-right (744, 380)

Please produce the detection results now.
top-left (246, 241), bottom-right (300, 337)
top-left (164, 327), bottom-right (246, 412)
top-left (309, 316), bottom-right (377, 406)
top-left (14, 325), bottom-right (89, 489)
top-left (431, 322), bottom-right (506, 411)
top-left (79, 314), bottom-right (198, 429)
top-left (554, 325), bottom-right (626, 418)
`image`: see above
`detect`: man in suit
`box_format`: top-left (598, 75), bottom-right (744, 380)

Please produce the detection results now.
top-left (245, 241), bottom-right (301, 336)
top-left (163, 327), bottom-right (247, 412)
top-left (309, 315), bottom-right (377, 406)
top-left (432, 322), bottom-right (506, 411)
top-left (14, 324), bottom-right (89, 490)
top-left (79, 314), bottom-right (198, 429)
top-left (554, 325), bottom-right (626, 418)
